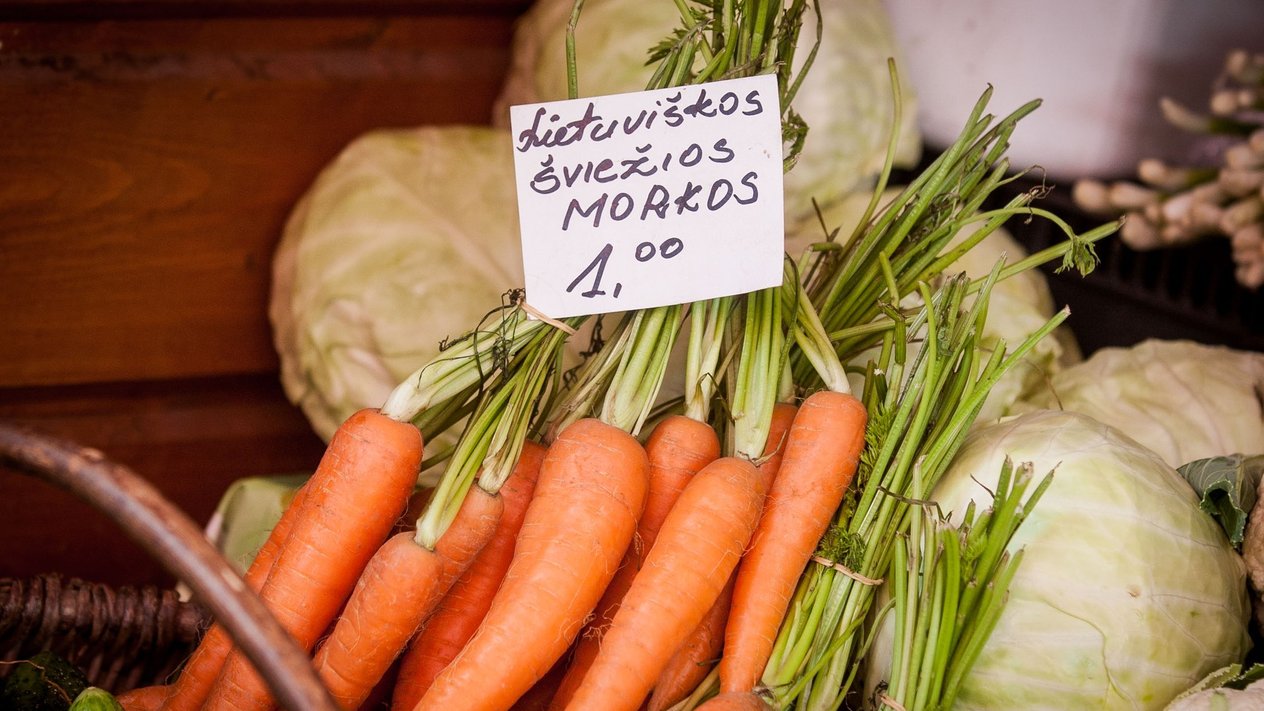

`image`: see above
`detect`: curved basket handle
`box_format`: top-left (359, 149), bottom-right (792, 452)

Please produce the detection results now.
top-left (0, 421), bottom-right (337, 711)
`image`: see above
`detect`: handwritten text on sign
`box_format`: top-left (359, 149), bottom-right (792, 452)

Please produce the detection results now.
top-left (511, 74), bottom-right (784, 318)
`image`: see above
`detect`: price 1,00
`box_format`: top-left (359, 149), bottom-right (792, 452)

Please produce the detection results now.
top-left (566, 237), bottom-right (684, 299)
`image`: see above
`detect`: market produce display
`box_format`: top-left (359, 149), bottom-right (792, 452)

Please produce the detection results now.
top-left (101, 1), bottom-right (1264, 711)
top-left (270, 0), bottom-right (922, 453)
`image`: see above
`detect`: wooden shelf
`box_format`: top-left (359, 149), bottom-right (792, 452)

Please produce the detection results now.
top-left (0, 1), bottom-right (532, 21)
top-left (0, 375), bottom-right (328, 585)
top-left (0, 3), bottom-right (525, 584)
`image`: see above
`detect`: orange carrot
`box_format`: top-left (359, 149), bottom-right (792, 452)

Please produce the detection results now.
top-left (719, 390), bottom-right (867, 693)
top-left (696, 691), bottom-right (773, 710)
top-left (564, 456), bottom-right (767, 711)
top-left (201, 408), bottom-right (424, 711)
top-left (415, 417), bottom-right (649, 711)
top-left (158, 482), bottom-right (310, 711)
top-left (549, 415), bottom-right (720, 709)
top-left (509, 658), bottom-right (568, 711)
top-left (313, 484), bottom-right (503, 709)
top-left (117, 684), bottom-right (172, 711)
top-left (361, 657), bottom-right (403, 711)
top-left (648, 576), bottom-right (734, 711)
top-left (391, 441), bottom-right (548, 711)
top-left (647, 402), bottom-right (796, 711)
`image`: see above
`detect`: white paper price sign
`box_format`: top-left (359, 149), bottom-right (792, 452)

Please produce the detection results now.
top-left (510, 74), bottom-right (785, 319)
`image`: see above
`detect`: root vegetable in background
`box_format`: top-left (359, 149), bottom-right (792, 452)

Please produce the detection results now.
top-left (390, 441), bottom-right (547, 710)
top-left (415, 418), bottom-right (650, 711)
top-left (1073, 50), bottom-right (1264, 289)
top-left (201, 410), bottom-right (425, 711)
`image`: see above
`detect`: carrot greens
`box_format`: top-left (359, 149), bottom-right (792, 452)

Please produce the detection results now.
top-left (874, 458), bottom-right (1052, 711)
top-left (763, 267), bottom-right (1071, 710)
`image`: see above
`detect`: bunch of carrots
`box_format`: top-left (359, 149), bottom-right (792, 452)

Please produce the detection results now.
top-left (113, 1), bottom-right (1118, 711)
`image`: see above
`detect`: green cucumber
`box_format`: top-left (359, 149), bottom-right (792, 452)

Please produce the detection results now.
top-left (0, 650), bottom-right (89, 711)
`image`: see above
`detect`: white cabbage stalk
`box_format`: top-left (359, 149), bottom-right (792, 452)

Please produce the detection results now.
top-left (790, 189), bottom-right (1081, 423)
top-left (270, 126), bottom-right (528, 442)
top-left (494, 0), bottom-right (922, 222)
top-left (868, 410), bottom-right (1251, 710)
top-left (1015, 339), bottom-right (1264, 468)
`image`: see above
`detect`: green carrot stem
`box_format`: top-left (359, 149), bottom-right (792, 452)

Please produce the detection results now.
top-left (415, 321), bottom-right (574, 547)
top-left (684, 297), bottom-right (733, 423)
top-left (601, 305), bottom-right (685, 434)
top-left (671, 0), bottom-right (715, 65)
top-left (731, 286), bottom-right (783, 459)
top-left (544, 314), bottom-right (634, 439)
top-left (380, 306), bottom-right (548, 422)
top-left (564, 0), bottom-right (584, 100)
top-left (811, 89), bottom-right (997, 314)
top-left (411, 382), bottom-right (480, 448)
top-left (414, 374), bottom-right (515, 547)
top-left (942, 551), bottom-right (1024, 709)
top-left (477, 326), bottom-right (571, 491)
top-left (888, 536), bottom-right (911, 701)
top-left (931, 528), bottom-right (963, 702)
top-left (783, 262), bottom-right (850, 395)
top-left (913, 545), bottom-right (947, 710)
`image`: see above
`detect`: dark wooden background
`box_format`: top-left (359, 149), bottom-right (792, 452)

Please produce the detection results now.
top-left (0, 0), bottom-right (530, 586)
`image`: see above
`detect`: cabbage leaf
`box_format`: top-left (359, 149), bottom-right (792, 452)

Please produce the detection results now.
top-left (1015, 339), bottom-right (1264, 469)
top-left (1179, 455), bottom-right (1264, 548)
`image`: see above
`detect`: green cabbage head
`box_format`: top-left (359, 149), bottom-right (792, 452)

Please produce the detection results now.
top-left (868, 410), bottom-right (1252, 710)
top-left (1015, 339), bottom-right (1264, 469)
top-left (495, 0), bottom-right (921, 222)
top-left (270, 126), bottom-right (527, 443)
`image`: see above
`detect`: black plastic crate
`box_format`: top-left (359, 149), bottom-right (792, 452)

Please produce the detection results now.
top-left (994, 180), bottom-right (1264, 355)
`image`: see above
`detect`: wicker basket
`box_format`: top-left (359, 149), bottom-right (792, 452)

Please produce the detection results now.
top-left (0, 422), bottom-right (339, 710)
top-left (0, 574), bottom-right (207, 692)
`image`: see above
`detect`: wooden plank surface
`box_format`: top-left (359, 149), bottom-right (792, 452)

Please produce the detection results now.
top-left (0, 0), bottom-right (531, 21)
top-left (0, 6), bottom-right (526, 585)
top-left (0, 375), bottom-right (328, 586)
top-left (0, 10), bottom-right (520, 388)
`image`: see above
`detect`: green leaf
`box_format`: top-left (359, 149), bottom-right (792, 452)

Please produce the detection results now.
top-left (1178, 454), bottom-right (1264, 547)
top-left (1170, 662), bottom-right (1264, 702)
top-left (1224, 663), bottom-right (1264, 691)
